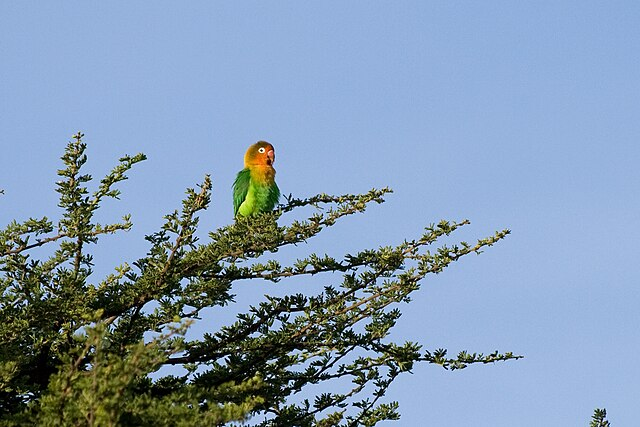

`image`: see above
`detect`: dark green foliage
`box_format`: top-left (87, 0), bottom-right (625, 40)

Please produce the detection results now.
top-left (590, 408), bottom-right (610, 427)
top-left (0, 133), bottom-right (520, 426)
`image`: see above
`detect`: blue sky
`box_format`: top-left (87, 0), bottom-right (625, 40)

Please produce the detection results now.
top-left (1, 1), bottom-right (639, 425)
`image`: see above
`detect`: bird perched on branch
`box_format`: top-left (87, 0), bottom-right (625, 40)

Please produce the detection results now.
top-left (233, 141), bottom-right (280, 217)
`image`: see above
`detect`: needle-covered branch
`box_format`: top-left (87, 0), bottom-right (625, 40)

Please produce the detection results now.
top-left (590, 408), bottom-right (610, 427)
top-left (0, 134), bottom-right (520, 426)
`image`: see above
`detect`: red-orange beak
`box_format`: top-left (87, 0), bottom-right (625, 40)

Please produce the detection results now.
top-left (267, 149), bottom-right (275, 165)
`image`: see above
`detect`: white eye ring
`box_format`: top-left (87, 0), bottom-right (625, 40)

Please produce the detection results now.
top-left (258, 147), bottom-right (266, 153)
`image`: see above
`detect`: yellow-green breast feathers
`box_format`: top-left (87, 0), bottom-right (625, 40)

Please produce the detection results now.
top-left (233, 141), bottom-right (280, 217)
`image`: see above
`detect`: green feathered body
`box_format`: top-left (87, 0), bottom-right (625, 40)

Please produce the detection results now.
top-left (233, 167), bottom-right (280, 217)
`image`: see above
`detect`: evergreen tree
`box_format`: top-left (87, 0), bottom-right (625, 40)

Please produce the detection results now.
top-left (590, 408), bottom-right (611, 427)
top-left (0, 133), bottom-right (520, 426)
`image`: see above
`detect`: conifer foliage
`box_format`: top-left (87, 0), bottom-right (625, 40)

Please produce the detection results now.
top-left (590, 409), bottom-right (611, 427)
top-left (0, 133), bottom-right (520, 426)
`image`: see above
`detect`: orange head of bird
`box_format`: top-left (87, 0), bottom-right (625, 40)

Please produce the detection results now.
top-left (244, 141), bottom-right (275, 168)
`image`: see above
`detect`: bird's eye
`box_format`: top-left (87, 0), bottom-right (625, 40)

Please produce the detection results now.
top-left (258, 147), bottom-right (266, 153)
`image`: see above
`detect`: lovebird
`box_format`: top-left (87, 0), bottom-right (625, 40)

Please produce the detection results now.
top-left (233, 141), bottom-right (280, 217)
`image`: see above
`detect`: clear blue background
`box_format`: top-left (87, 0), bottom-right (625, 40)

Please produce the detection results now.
top-left (1, 2), bottom-right (639, 425)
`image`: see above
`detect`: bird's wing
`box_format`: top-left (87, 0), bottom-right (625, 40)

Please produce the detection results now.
top-left (268, 181), bottom-right (280, 208)
top-left (233, 168), bottom-right (251, 216)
